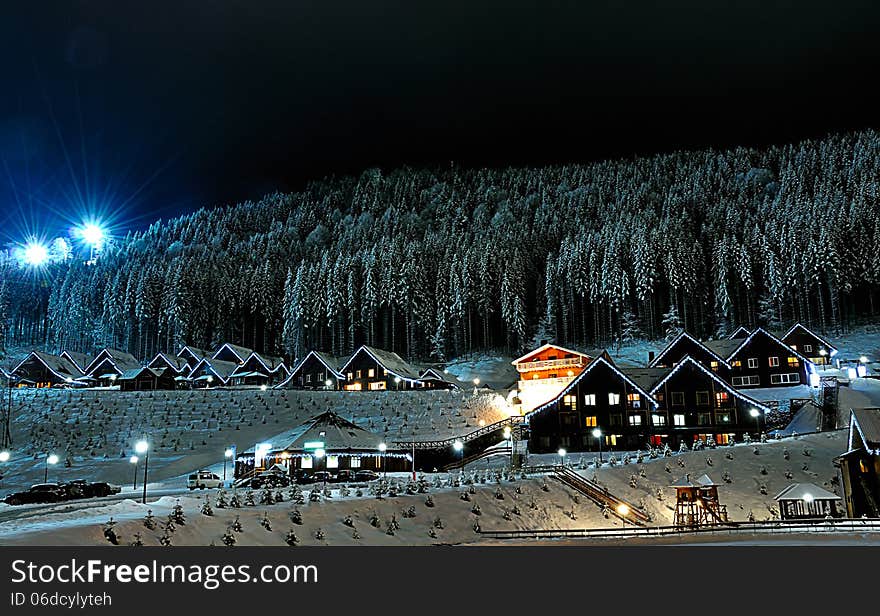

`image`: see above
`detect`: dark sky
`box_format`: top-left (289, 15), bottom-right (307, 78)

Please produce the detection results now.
top-left (1, 1), bottom-right (879, 240)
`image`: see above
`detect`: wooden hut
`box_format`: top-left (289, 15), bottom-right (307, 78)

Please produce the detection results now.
top-left (118, 367), bottom-right (178, 391)
top-left (773, 483), bottom-right (841, 520)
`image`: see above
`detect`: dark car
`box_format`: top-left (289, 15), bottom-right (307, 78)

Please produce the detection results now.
top-left (354, 470), bottom-right (380, 482)
top-left (333, 470), bottom-right (356, 483)
top-left (294, 470), bottom-right (315, 485)
top-left (59, 480), bottom-right (90, 499)
top-left (87, 482), bottom-right (122, 497)
top-left (3, 483), bottom-right (66, 505)
top-left (251, 473), bottom-right (290, 489)
top-left (312, 471), bottom-right (332, 484)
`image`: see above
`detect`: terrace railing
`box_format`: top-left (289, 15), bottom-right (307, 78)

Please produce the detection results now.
top-left (516, 357), bottom-right (584, 373)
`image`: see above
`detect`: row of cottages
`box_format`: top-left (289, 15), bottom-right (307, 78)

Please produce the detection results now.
top-left (148, 343), bottom-right (290, 388)
top-left (649, 326), bottom-right (825, 389)
top-left (10, 348), bottom-right (140, 388)
top-left (279, 345), bottom-right (463, 391)
top-left (526, 354), bottom-right (770, 453)
top-left (728, 323), bottom-right (838, 365)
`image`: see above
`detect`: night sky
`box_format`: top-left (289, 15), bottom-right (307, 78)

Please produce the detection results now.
top-left (2, 1), bottom-right (879, 240)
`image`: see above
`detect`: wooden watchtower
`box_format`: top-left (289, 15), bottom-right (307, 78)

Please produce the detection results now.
top-left (670, 473), bottom-right (728, 530)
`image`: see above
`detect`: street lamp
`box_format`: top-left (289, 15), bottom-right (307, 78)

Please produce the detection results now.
top-left (453, 439), bottom-right (464, 474)
top-left (749, 408), bottom-right (762, 438)
top-left (0, 450), bottom-right (9, 489)
top-left (394, 376), bottom-right (402, 391)
top-left (260, 384), bottom-right (267, 392)
top-left (503, 426), bottom-right (513, 468)
top-left (557, 447), bottom-right (566, 467)
top-left (23, 241), bottom-right (49, 267)
top-left (325, 379), bottom-right (333, 389)
top-left (224, 447), bottom-right (234, 483)
top-left (314, 447), bottom-right (326, 490)
top-left (593, 428), bottom-right (603, 465)
top-left (129, 455), bottom-right (139, 490)
top-left (378, 442), bottom-right (387, 479)
top-left (819, 348), bottom-right (827, 371)
top-left (135, 440), bottom-right (149, 504)
top-left (45, 454), bottom-right (59, 483)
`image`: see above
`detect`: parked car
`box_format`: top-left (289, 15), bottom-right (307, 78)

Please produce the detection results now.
top-left (354, 470), bottom-right (380, 482)
top-left (312, 471), bottom-right (332, 484)
top-left (187, 470), bottom-right (223, 490)
top-left (251, 473), bottom-right (290, 489)
top-left (87, 482), bottom-right (122, 497)
top-left (333, 469), bottom-right (356, 483)
top-left (59, 479), bottom-right (89, 499)
top-left (294, 470), bottom-right (315, 484)
top-left (3, 483), bottom-right (66, 505)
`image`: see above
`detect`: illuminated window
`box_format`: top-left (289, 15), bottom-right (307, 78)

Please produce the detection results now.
top-left (369, 381), bottom-right (386, 390)
top-left (654, 392), bottom-right (664, 403)
top-left (710, 361), bottom-right (719, 372)
top-left (327, 455), bottom-right (339, 469)
top-left (605, 434), bottom-right (618, 446)
top-left (789, 344), bottom-right (797, 351)
top-left (673, 414), bottom-right (685, 427)
top-left (696, 391), bottom-right (710, 406)
top-left (301, 456), bottom-right (313, 469)
top-left (717, 412), bottom-right (731, 423)
top-left (804, 344), bottom-right (812, 353)
top-left (350, 457), bottom-right (361, 468)
top-left (748, 358), bottom-right (759, 369)
top-left (731, 360), bottom-right (742, 368)
top-left (356, 370), bottom-right (362, 378)
top-left (652, 414), bottom-right (666, 426)
top-left (608, 393), bottom-right (620, 405)
top-left (768, 357), bottom-right (779, 367)
top-left (306, 374), bottom-right (311, 383)
top-left (671, 392), bottom-right (684, 406)
top-left (628, 414), bottom-right (642, 426)
top-left (715, 391), bottom-right (729, 405)
top-left (584, 415), bottom-right (597, 427)
top-left (627, 393), bottom-right (641, 408)
top-left (383, 369), bottom-right (388, 376)
top-left (347, 372), bottom-right (353, 380)
top-left (584, 394), bottom-right (596, 406)
top-left (563, 395), bottom-right (577, 410)
top-left (368, 368), bottom-right (375, 378)
top-left (787, 357), bottom-right (799, 368)
top-left (532, 373), bottom-right (539, 379)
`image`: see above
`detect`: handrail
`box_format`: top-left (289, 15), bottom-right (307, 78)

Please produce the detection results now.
top-left (552, 466), bottom-right (650, 525)
top-left (391, 416), bottom-right (516, 450)
top-left (443, 446), bottom-right (512, 471)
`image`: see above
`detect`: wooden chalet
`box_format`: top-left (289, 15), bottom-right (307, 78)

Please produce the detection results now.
top-left (628, 356), bottom-right (770, 448)
top-left (512, 343), bottom-right (596, 412)
top-left (118, 367), bottom-right (178, 391)
top-left (230, 351), bottom-right (289, 386)
top-left (212, 342), bottom-right (255, 365)
top-left (85, 348), bottom-right (143, 386)
top-left (338, 345), bottom-right (436, 391)
top-left (776, 323), bottom-right (837, 366)
top-left (11, 351), bottom-right (85, 388)
top-left (526, 354), bottom-right (659, 453)
top-left (711, 328), bottom-right (812, 388)
top-left (418, 367), bottom-right (463, 390)
top-left (188, 358), bottom-right (239, 387)
top-left (280, 351), bottom-right (345, 389)
top-left (60, 350), bottom-right (93, 375)
top-left (177, 346), bottom-right (208, 370)
top-left (147, 352), bottom-right (192, 377)
top-left (649, 332), bottom-right (732, 378)
top-left (236, 411), bottom-right (409, 478)
top-left (774, 483), bottom-right (841, 520)
top-left (836, 408), bottom-right (880, 518)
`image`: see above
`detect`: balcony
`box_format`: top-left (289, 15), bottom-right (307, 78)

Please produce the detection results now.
top-left (519, 376), bottom-right (575, 388)
top-left (516, 357), bottom-right (585, 373)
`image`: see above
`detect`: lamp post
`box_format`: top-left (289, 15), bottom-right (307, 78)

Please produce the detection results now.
top-left (129, 455), bottom-right (139, 490)
top-left (394, 376), bottom-right (402, 391)
top-left (378, 442), bottom-right (387, 479)
top-left (0, 450), bottom-right (9, 489)
top-left (315, 448), bottom-right (326, 490)
top-left (453, 440), bottom-right (464, 476)
top-left (4, 374), bottom-right (16, 451)
top-left (749, 408), bottom-right (762, 439)
top-left (224, 447), bottom-right (234, 483)
top-left (819, 349), bottom-right (827, 371)
top-left (503, 426), bottom-right (513, 468)
top-left (135, 440), bottom-right (149, 504)
top-left (473, 377), bottom-right (480, 395)
top-left (44, 454), bottom-right (59, 483)
top-left (557, 448), bottom-right (566, 468)
top-left (325, 379), bottom-right (333, 390)
top-left (592, 428), bottom-right (604, 465)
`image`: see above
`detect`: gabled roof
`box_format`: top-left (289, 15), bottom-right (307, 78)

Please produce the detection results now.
top-left (60, 350), bottom-right (92, 373)
top-left (646, 356), bottom-right (771, 412)
top-left (177, 345), bottom-right (207, 362)
top-left (725, 327), bottom-right (812, 366)
top-left (240, 351), bottom-right (288, 374)
top-left (623, 367), bottom-right (672, 393)
top-left (695, 474), bottom-right (718, 487)
top-left (12, 351), bottom-right (85, 382)
top-left (649, 331), bottom-right (732, 369)
top-left (773, 483), bottom-right (840, 502)
top-left (119, 367), bottom-right (169, 381)
top-left (703, 339), bottom-right (742, 359)
top-left (190, 358), bottom-right (239, 383)
top-left (849, 408), bottom-right (880, 455)
top-left (728, 326), bottom-right (751, 339)
top-left (418, 367), bottom-right (464, 389)
top-left (669, 474), bottom-right (697, 488)
top-left (512, 343), bottom-right (594, 366)
top-left (282, 350), bottom-right (345, 385)
top-left (212, 343), bottom-right (255, 364)
top-left (779, 323), bottom-right (838, 354)
top-left (86, 348), bottom-right (141, 375)
top-left (148, 352), bottom-right (192, 374)
top-left (528, 354), bottom-right (659, 418)
top-left (339, 345), bottom-right (423, 382)
top-left (246, 411), bottom-right (386, 454)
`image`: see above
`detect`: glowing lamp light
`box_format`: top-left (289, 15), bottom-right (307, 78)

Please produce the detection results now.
top-left (325, 379), bottom-right (333, 387)
top-left (860, 356), bottom-right (869, 364)
top-left (503, 426), bottom-right (512, 439)
top-left (314, 448), bottom-right (326, 459)
top-left (592, 428), bottom-right (602, 439)
top-left (557, 448), bottom-right (566, 458)
top-left (378, 443), bottom-right (387, 453)
top-left (803, 493), bottom-right (814, 503)
top-left (23, 242), bottom-right (49, 266)
top-left (394, 376), bottom-right (402, 384)
top-left (130, 455), bottom-right (139, 465)
top-left (473, 378), bottom-right (480, 386)
top-left (749, 408), bottom-right (761, 418)
top-left (47, 454), bottom-right (59, 465)
top-left (224, 448), bottom-right (234, 459)
top-left (260, 384), bottom-right (268, 391)
top-left (453, 440), bottom-right (464, 452)
top-left (78, 223), bottom-right (105, 247)
top-left (0, 451), bottom-right (10, 463)
top-left (616, 503), bottom-right (630, 516)
top-left (135, 440), bottom-right (149, 455)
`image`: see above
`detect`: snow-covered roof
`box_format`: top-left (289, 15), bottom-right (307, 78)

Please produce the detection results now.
top-left (118, 367), bottom-right (169, 381)
top-left (13, 351), bottom-right (85, 382)
top-left (86, 348), bottom-right (141, 375)
top-left (148, 352), bottom-right (192, 374)
top-left (60, 350), bottom-right (92, 373)
top-left (694, 474), bottom-right (718, 487)
top-left (511, 343), bottom-right (594, 365)
top-left (669, 474), bottom-right (697, 488)
top-left (727, 326), bottom-right (751, 339)
top-left (702, 338), bottom-right (742, 359)
top-left (339, 345), bottom-right (423, 382)
top-left (241, 351), bottom-right (288, 374)
top-left (177, 346), bottom-right (207, 362)
top-left (773, 483), bottom-right (840, 502)
top-left (778, 322), bottom-right (838, 354)
top-left (212, 342), bottom-right (255, 364)
top-left (244, 411), bottom-right (388, 455)
top-left (849, 407), bottom-right (880, 455)
top-left (418, 367), bottom-right (464, 389)
top-left (650, 331), bottom-right (732, 369)
top-left (622, 367), bottom-right (671, 393)
top-left (724, 328), bottom-right (813, 366)
top-left (190, 358), bottom-right (240, 383)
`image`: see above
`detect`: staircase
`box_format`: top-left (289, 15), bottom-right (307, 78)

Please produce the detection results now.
top-left (551, 466), bottom-right (651, 526)
top-left (443, 446), bottom-right (512, 471)
top-left (820, 376), bottom-right (839, 430)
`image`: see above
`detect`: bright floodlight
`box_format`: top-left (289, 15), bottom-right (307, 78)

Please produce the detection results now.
top-left (453, 440), bottom-right (464, 452)
top-left (616, 503), bottom-right (630, 516)
top-left (135, 440), bottom-right (149, 454)
top-left (260, 384), bottom-right (267, 391)
top-left (557, 448), bottom-right (566, 457)
top-left (378, 443), bottom-right (387, 453)
top-left (503, 426), bottom-right (512, 439)
top-left (473, 378), bottom-right (480, 385)
top-left (860, 356), bottom-right (869, 364)
top-left (0, 451), bottom-right (10, 462)
top-left (47, 454), bottom-right (59, 465)
top-left (225, 448), bottom-right (234, 458)
top-left (314, 448), bottom-right (325, 459)
top-left (129, 455), bottom-right (139, 464)
top-left (803, 493), bottom-right (814, 503)
top-left (325, 379), bottom-right (333, 387)
top-left (749, 408), bottom-right (761, 418)
top-left (592, 428), bottom-right (602, 438)
top-left (23, 242), bottom-right (49, 266)
top-left (394, 376), bottom-right (402, 383)
top-left (79, 223), bottom-right (105, 247)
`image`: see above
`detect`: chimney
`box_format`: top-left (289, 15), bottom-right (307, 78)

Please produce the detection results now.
top-left (648, 350), bottom-right (655, 364)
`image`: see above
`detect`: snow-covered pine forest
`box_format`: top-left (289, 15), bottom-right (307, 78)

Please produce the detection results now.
top-left (2, 130), bottom-right (880, 363)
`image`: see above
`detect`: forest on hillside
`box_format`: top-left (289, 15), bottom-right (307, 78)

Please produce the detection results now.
top-left (1, 130), bottom-right (880, 364)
